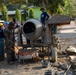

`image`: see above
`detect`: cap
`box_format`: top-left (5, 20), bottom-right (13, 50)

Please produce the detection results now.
top-left (40, 7), bottom-right (45, 10)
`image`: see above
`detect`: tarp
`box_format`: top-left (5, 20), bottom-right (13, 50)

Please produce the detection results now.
top-left (46, 14), bottom-right (71, 26)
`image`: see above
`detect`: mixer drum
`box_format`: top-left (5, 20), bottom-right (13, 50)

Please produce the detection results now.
top-left (22, 19), bottom-right (43, 40)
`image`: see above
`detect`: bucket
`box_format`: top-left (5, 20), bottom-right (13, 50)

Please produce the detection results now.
top-left (0, 39), bottom-right (4, 61)
top-left (52, 26), bottom-right (58, 34)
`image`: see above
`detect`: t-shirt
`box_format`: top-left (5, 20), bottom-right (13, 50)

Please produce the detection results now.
top-left (41, 11), bottom-right (49, 24)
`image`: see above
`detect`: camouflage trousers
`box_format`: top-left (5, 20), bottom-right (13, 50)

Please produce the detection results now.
top-left (6, 47), bottom-right (16, 63)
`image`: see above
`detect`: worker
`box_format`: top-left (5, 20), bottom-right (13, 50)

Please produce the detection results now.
top-left (3, 21), bottom-right (9, 29)
top-left (40, 7), bottom-right (49, 25)
top-left (40, 7), bottom-right (50, 43)
top-left (0, 23), bottom-right (5, 61)
top-left (13, 18), bottom-right (21, 28)
top-left (4, 21), bottom-right (16, 64)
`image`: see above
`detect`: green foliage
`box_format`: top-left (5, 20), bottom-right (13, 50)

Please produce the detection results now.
top-left (63, 0), bottom-right (75, 16)
top-left (1, 3), bottom-right (8, 21)
top-left (1, 0), bottom-right (76, 19)
top-left (15, 9), bottom-right (21, 21)
top-left (28, 0), bottom-right (42, 6)
top-left (20, 5), bottom-right (27, 9)
top-left (46, 0), bottom-right (65, 15)
top-left (72, 0), bottom-right (76, 16)
top-left (0, 0), bottom-right (5, 4)
top-left (8, 0), bottom-right (26, 4)
top-left (28, 8), bottom-right (35, 18)
top-left (22, 9), bottom-right (28, 21)
top-left (29, 0), bottom-right (65, 15)
top-left (0, 0), bottom-right (26, 10)
top-left (57, 5), bottom-right (63, 14)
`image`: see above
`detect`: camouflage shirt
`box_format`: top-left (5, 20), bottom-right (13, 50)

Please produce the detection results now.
top-left (4, 28), bottom-right (15, 48)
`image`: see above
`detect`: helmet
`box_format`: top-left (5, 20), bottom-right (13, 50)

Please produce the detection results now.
top-left (0, 23), bottom-right (3, 27)
top-left (4, 21), bottom-right (9, 25)
top-left (5, 22), bottom-right (9, 25)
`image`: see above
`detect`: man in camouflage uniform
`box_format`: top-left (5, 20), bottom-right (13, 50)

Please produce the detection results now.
top-left (4, 22), bottom-right (16, 64)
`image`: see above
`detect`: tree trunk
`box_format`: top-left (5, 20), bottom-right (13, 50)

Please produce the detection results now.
top-left (42, 0), bottom-right (46, 8)
top-left (26, 0), bottom-right (28, 6)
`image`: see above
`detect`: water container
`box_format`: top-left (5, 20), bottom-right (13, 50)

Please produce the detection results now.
top-left (0, 39), bottom-right (4, 61)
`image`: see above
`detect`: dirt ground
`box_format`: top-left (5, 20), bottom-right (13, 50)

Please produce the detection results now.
top-left (0, 21), bottom-right (76, 75)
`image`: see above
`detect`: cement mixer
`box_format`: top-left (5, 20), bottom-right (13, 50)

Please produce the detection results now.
top-left (17, 15), bottom-right (71, 63)
top-left (17, 18), bottom-right (57, 62)
top-left (22, 19), bottom-right (43, 40)
top-left (18, 19), bottom-right (45, 45)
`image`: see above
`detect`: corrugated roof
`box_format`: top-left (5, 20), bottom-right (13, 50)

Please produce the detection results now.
top-left (0, 10), bottom-right (24, 15)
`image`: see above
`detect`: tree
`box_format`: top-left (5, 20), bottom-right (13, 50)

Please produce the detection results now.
top-left (25, 0), bottom-right (28, 6)
top-left (0, 0), bottom-right (26, 10)
top-left (41, 0), bottom-right (46, 8)
top-left (22, 9), bottom-right (28, 21)
top-left (28, 0), bottom-right (42, 6)
top-left (63, 0), bottom-right (75, 16)
top-left (8, 0), bottom-right (26, 4)
top-left (45, 0), bottom-right (65, 16)
top-left (72, 0), bottom-right (76, 16)
top-left (15, 9), bottom-right (21, 21)
top-left (1, 3), bottom-right (8, 21)
top-left (0, 0), bottom-right (76, 17)
top-left (28, 8), bottom-right (35, 18)
top-left (27, 0), bottom-right (65, 16)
